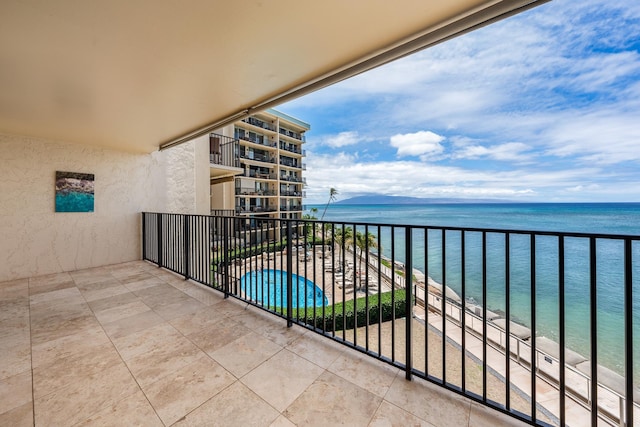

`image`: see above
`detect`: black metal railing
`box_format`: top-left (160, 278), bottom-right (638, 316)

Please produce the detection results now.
top-left (142, 213), bottom-right (639, 427)
top-left (242, 117), bottom-right (276, 131)
top-left (209, 134), bottom-right (240, 168)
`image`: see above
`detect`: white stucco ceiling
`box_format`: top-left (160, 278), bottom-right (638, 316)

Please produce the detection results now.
top-left (0, 0), bottom-right (547, 153)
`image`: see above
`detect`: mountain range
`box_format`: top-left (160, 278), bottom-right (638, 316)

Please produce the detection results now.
top-left (334, 195), bottom-right (513, 205)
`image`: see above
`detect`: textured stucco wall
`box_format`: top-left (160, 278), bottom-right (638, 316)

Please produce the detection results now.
top-left (0, 133), bottom-right (172, 281)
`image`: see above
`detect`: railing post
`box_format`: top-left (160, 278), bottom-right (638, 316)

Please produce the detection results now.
top-left (157, 213), bottom-right (163, 268)
top-left (142, 212), bottom-right (147, 261)
top-left (223, 217), bottom-right (229, 299)
top-left (184, 215), bottom-right (190, 280)
top-left (286, 220), bottom-right (293, 327)
top-left (405, 227), bottom-right (413, 381)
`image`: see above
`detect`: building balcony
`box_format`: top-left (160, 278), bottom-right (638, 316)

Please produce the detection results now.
top-left (209, 133), bottom-right (240, 169)
top-left (237, 135), bottom-right (277, 149)
top-left (235, 189), bottom-right (277, 197)
top-left (244, 170), bottom-right (276, 180)
top-left (280, 190), bottom-right (305, 197)
top-left (279, 205), bottom-right (304, 211)
top-left (279, 128), bottom-right (305, 141)
top-left (241, 117), bottom-right (276, 132)
top-left (280, 175), bottom-right (303, 183)
top-left (239, 152), bottom-right (276, 163)
top-left (137, 212), bottom-right (640, 427)
top-left (279, 144), bottom-right (304, 156)
top-left (235, 206), bottom-right (277, 214)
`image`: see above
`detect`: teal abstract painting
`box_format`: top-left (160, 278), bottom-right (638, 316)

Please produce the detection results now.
top-left (55, 171), bottom-right (94, 212)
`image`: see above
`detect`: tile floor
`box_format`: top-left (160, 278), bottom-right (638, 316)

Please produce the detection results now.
top-left (0, 261), bottom-right (528, 426)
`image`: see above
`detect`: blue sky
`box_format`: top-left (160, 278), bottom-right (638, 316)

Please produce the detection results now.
top-left (278, 0), bottom-right (640, 205)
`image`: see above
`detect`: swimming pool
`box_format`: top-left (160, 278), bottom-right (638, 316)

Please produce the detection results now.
top-left (240, 269), bottom-right (328, 308)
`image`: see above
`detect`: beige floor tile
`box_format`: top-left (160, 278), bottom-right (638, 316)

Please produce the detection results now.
top-left (32, 341), bottom-right (123, 398)
top-left (468, 402), bottom-right (531, 427)
top-left (81, 283), bottom-right (131, 303)
top-left (30, 301), bottom-right (93, 328)
top-left (270, 415), bottom-right (296, 427)
top-left (142, 354), bottom-right (235, 425)
top-left (286, 332), bottom-right (346, 369)
top-left (328, 351), bottom-right (398, 398)
top-left (0, 308), bottom-right (30, 339)
top-left (0, 401), bottom-right (33, 427)
top-left (111, 322), bottom-right (184, 361)
top-left (76, 277), bottom-right (121, 291)
top-left (181, 284), bottom-right (225, 306)
top-left (153, 297), bottom-right (206, 321)
top-left (172, 382), bottom-right (279, 427)
top-left (0, 278), bottom-right (29, 299)
top-left (0, 370), bottom-right (32, 415)
top-left (186, 318), bottom-right (252, 355)
top-left (384, 374), bottom-right (471, 427)
top-left (28, 279), bottom-right (75, 296)
top-left (210, 332), bottom-right (283, 378)
top-left (0, 337), bottom-right (31, 380)
top-left (69, 268), bottom-right (114, 286)
top-left (169, 305), bottom-right (230, 336)
top-left (87, 291), bottom-right (140, 313)
top-left (124, 337), bottom-right (203, 387)
top-left (30, 313), bottom-right (102, 346)
top-left (369, 400), bottom-right (436, 427)
top-left (133, 284), bottom-right (187, 304)
top-left (34, 362), bottom-right (139, 426)
top-left (76, 389), bottom-right (163, 427)
top-left (283, 371), bottom-right (382, 426)
top-left (101, 309), bottom-right (165, 340)
top-left (28, 272), bottom-right (73, 288)
top-left (241, 348), bottom-right (324, 412)
top-left (31, 326), bottom-right (111, 369)
top-left (29, 286), bottom-right (84, 307)
top-left (93, 299), bottom-right (151, 325)
top-left (123, 276), bottom-right (165, 293)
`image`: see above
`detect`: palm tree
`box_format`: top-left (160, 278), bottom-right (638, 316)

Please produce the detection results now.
top-left (333, 225), bottom-right (353, 264)
top-left (355, 231), bottom-right (378, 289)
top-left (320, 188), bottom-right (338, 220)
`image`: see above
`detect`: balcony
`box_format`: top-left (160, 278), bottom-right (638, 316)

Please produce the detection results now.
top-left (241, 117), bottom-right (276, 132)
top-left (245, 170), bottom-right (275, 180)
top-left (0, 258), bottom-right (529, 426)
top-left (239, 152), bottom-right (276, 163)
top-left (279, 128), bottom-right (305, 141)
top-left (139, 213), bottom-right (640, 427)
top-left (279, 158), bottom-right (302, 169)
top-left (209, 134), bottom-right (240, 168)
top-left (280, 144), bottom-right (303, 155)
top-left (237, 134), bottom-right (277, 149)
top-left (235, 206), bottom-right (277, 214)
top-left (280, 190), bottom-right (304, 197)
top-left (235, 188), bottom-right (277, 197)
top-left (280, 175), bottom-right (303, 183)
top-left (280, 205), bottom-right (304, 212)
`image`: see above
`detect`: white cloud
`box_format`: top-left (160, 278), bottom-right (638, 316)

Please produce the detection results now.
top-left (302, 152), bottom-right (623, 204)
top-left (324, 131), bottom-right (362, 148)
top-left (453, 142), bottom-right (533, 162)
top-left (390, 131), bottom-right (445, 157)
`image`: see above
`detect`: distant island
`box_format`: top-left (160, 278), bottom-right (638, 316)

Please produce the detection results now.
top-left (335, 195), bottom-right (513, 205)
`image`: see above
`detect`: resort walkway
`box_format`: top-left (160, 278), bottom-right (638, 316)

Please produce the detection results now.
top-left (0, 261), bottom-right (528, 426)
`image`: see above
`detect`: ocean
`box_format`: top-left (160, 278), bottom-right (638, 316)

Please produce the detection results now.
top-left (307, 202), bottom-right (640, 383)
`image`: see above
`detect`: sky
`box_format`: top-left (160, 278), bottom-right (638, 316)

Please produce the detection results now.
top-left (277, 0), bottom-right (640, 205)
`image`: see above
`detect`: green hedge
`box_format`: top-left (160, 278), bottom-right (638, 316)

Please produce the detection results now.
top-left (284, 289), bottom-right (410, 332)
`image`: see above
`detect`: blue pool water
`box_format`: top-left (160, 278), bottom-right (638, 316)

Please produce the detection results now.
top-left (240, 269), bottom-right (328, 308)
